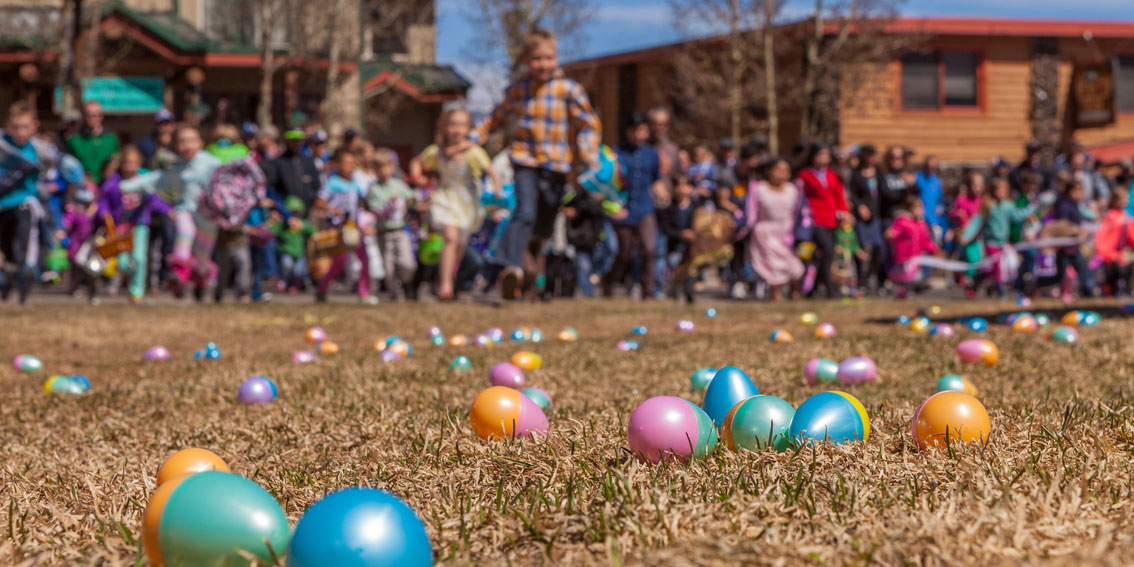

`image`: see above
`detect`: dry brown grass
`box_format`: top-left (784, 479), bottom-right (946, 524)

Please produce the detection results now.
top-left (1, 298), bottom-right (1133, 566)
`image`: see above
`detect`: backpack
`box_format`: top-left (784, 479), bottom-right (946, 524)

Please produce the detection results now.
top-left (198, 157), bottom-right (266, 230)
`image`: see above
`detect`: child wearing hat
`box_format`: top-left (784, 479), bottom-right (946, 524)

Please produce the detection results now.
top-left (271, 196), bottom-right (314, 294)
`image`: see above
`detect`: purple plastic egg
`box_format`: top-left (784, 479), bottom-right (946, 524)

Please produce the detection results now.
top-left (676, 320), bottom-right (695, 332)
top-left (379, 349), bottom-right (402, 362)
top-left (237, 376), bottom-right (277, 404)
top-left (428, 326), bottom-right (442, 337)
top-left (837, 356), bottom-right (877, 386)
top-left (930, 324), bottom-right (956, 339)
top-left (474, 334), bottom-right (492, 347)
top-left (292, 350), bottom-right (316, 363)
top-left (144, 346), bottom-right (172, 361)
top-left (490, 362), bottom-right (526, 388)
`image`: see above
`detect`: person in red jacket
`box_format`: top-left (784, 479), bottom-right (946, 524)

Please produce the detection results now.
top-left (1095, 187), bottom-right (1134, 295)
top-left (797, 143), bottom-right (849, 298)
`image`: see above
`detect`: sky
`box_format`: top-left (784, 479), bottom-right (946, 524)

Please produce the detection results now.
top-left (436, 0), bottom-right (1128, 111)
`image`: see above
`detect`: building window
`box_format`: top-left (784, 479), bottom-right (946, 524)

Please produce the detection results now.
top-left (1118, 56), bottom-right (1134, 112)
top-left (901, 51), bottom-right (980, 110)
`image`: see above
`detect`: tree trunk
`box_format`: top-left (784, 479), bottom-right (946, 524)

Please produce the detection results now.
top-left (323, 0), bottom-right (345, 143)
top-left (728, 0), bottom-right (742, 148)
top-left (257, 0), bottom-right (275, 129)
top-left (800, 3), bottom-right (823, 141)
top-left (763, 0), bottom-right (779, 155)
top-left (58, 0), bottom-right (82, 113)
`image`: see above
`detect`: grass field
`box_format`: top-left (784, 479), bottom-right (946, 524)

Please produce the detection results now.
top-left (1, 298), bottom-right (1133, 566)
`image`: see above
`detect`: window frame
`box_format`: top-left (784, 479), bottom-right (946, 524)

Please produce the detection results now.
top-left (1116, 54), bottom-right (1134, 114)
top-left (897, 48), bottom-right (986, 115)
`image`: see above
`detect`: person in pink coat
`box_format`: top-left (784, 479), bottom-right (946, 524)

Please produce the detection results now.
top-left (887, 195), bottom-right (938, 298)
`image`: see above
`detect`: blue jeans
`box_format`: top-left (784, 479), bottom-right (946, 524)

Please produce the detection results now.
top-left (456, 246), bottom-right (485, 291)
top-left (575, 250), bottom-right (596, 297)
top-left (596, 220), bottom-right (618, 275)
top-left (498, 166), bottom-right (566, 268)
top-left (653, 229), bottom-right (668, 295)
top-left (279, 253), bottom-right (307, 288)
top-left (250, 241), bottom-right (278, 299)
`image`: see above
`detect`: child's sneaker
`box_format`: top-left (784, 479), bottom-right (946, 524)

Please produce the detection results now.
top-left (499, 268), bottom-right (522, 301)
top-left (361, 295), bottom-right (379, 306)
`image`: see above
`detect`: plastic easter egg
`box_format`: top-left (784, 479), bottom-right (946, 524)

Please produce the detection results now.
top-left (237, 376), bottom-right (277, 404)
top-left (1050, 325), bottom-right (1079, 345)
top-left (510, 328), bottom-right (529, 342)
top-left (144, 346), bottom-right (172, 361)
top-left (789, 391), bottom-right (870, 445)
top-left (965, 317), bottom-right (988, 332)
top-left (909, 316), bottom-right (931, 334)
top-left (474, 334), bottom-right (492, 347)
top-left (156, 448), bottom-right (230, 487)
top-left (306, 327), bottom-right (327, 343)
top-left (142, 471), bottom-right (289, 567)
top-left (194, 350), bottom-right (205, 360)
top-left (431, 335), bottom-right (445, 346)
top-left (929, 305), bottom-right (942, 315)
top-left (69, 375), bottom-right (90, 391)
top-left (837, 357), bottom-right (877, 386)
top-left (676, 319), bottom-right (695, 332)
top-left (287, 488), bottom-right (432, 567)
top-left (930, 324), bottom-right (956, 339)
top-left (448, 334), bottom-right (468, 347)
top-left (690, 367), bottom-right (717, 394)
top-left (521, 387), bottom-right (552, 411)
top-left (510, 351), bottom-right (542, 370)
top-left (911, 391), bottom-right (990, 450)
top-left (896, 315), bottom-right (911, 326)
top-left (1011, 314), bottom-right (1037, 333)
top-left (379, 349), bottom-right (401, 362)
top-left (428, 326), bottom-right (442, 337)
top-left (705, 307), bottom-right (718, 318)
top-left (813, 322), bottom-right (836, 339)
top-left (292, 350), bottom-right (316, 363)
top-left (449, 355), bottom-right (472, 372)
top-left (722, 395), bottom-right (796, 452)
top-left (13, 355), bottom-right (43, 373)
top-left (317, 341), bottom-right (340, 355)
top-left (631, 325), bottom-right (648, 336)
top-left (556, 327), bottom-right (578, 342)
top-left (43, 375), bottom-right (85, 395)
top-left (487, 328), bottom-right (504, 343)
top-left (1081, 311), bottom-right (1101, 327)
top-left (800, 312), bottom-right (818, 325)
top-left (701, 366), bottom-right (759, 430)
top-left (529, 329), bottom-right (544, 343)
top-left (802, 358), bottom-right (839, 385)
top-left (770, 329), bottom-right (794, 343)
top-left (490, 362), bottom-right (525, 388)
top-left (615, 339), bottom-right (640, 352)
top-left (936, 374), bottom-right (978, 397)
top-left (957, 339), bottom-right (998, 367)
top-left (627, 396), bottom-right (718, 464)
top-left (469, 386), bottom-right (549, 440)
top-left (387, 340), bottom-right (412, 357)
top-left (1034, 313), bottom-right (1051, 327)
top-left (1060, 311), bottom-right (1083, 326)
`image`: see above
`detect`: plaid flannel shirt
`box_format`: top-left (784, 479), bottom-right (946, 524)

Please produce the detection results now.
top-left (471, 71), bottom-right (601, 174)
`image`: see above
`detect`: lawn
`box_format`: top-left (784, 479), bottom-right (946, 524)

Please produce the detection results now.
top-left (1, 298), bottom-right (1132, 566)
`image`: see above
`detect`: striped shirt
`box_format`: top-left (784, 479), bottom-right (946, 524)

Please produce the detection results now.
top-left (471, 72), bottom-right (601, 174)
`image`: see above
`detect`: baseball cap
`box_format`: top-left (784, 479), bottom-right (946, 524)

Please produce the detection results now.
top-left (307, 129), bottom-right (328, 145)
top-left (285, 196), bottom-right (305, 214)
top-left (284, 129), bottom-right (305, 141)
top-left (154, 108), bottom-right (175, 123)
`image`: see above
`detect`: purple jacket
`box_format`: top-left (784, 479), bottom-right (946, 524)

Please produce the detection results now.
top-left (62, 207), bottom-right (94, 261)
top-left (98, 172), bottom-right (172, 228)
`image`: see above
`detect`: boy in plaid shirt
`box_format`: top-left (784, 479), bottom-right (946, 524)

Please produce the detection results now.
top-left (469, 28), bottom-right (602, 300)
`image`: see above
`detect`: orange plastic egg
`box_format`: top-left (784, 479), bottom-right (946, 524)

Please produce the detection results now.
top-left (448, 334), bottom-right (468, 347)
top-left (156, 448), bottom-right (229, 487)
top-left (911, 391), bottom-right (991, 450)
top-left (469, 386), bottom-right (549, 440)
top-left (510, 351), bottom-right (542, 370)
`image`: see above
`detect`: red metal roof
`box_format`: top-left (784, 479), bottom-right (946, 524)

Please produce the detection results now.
top-left (881, 17), bottom-right (1134, 39)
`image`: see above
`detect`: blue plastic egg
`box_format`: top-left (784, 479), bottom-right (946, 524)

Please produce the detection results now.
top-left (897, 315), bottom-right (911, 326)
top-left (705, 307), bottom-right (718, 318)
top-left (631, 325), bottom-right (647, 336)
top-left (288, 488), bottom-right (432, 567)
top-left (789, 391), bottom-right (870, 445)
top-left (965, 317), bottom-right (988, 332)
top-left (701, 366), bottom-right (759, 430)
